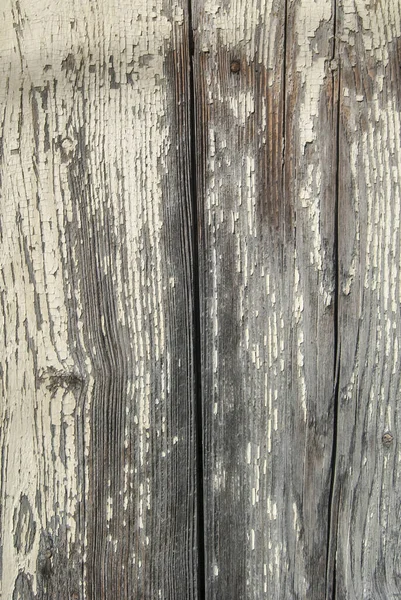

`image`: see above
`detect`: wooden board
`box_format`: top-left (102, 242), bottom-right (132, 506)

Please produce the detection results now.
top-left (334, 1), bottom-right (401, 598)
top-left (193, 0), bottom-right (338, 597)
top-left (2, 0), bottom-right (401, 598)
top-left (0, 1), bottom-right (199, 598)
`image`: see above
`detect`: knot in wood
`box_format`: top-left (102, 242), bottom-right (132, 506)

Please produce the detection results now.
top-left (230, 59), bottom-right (241, 74)
top-left (329, 59), bottom-right (338, 72)
top-left (382, 431), bottom-right (394, 447)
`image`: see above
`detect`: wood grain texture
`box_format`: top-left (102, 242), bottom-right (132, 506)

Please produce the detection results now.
top-left (2, 1), bottom-right (401, 598)
top-left (334, 1), bottom-right (401, 598)
top-left (0, 1), bottom-right (199, 598)
top-left (193, 0), bottom-right (338, 597)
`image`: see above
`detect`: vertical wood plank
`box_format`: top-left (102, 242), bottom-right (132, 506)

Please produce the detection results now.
top-left (335, 2), bottom-right (401, 597)
top-left (193, 0), bottom-right (338, 597)
top-left (0, 1), bottom-right (199, 598)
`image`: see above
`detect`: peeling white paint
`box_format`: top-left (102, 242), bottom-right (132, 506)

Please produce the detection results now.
top-left (0, 0), bottom-right (188, 596)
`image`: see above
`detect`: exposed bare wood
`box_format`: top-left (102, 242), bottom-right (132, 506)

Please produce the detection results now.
top-left (193, 0), bottom-right (338, 597)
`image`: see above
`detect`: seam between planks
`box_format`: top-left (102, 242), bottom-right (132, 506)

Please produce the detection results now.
top-left (282, 0), bottom-right (288, 213)
top-left (326, 1), bottom-right (341, 597)
top-left (187, 1), bottom-right (206, 597)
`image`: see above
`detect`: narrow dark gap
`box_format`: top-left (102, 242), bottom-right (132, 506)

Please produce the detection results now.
top-left (186, 2), bottom-right (206, 598)
top-left (279, 0), bottom-right (290, 280)
top-left (326, 1), bottom-right (341, 598)
top-left (281, 0), bottom-right (288, 223)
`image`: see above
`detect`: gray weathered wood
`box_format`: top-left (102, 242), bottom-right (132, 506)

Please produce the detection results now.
top-left (193, 0), bottom-right (338, 597)
top-left (0, 1), bottom-right (199, 598)
top-left (334, 1), bottom-right (401, 598)
top-left (2, 0), bottom-right (401, 598)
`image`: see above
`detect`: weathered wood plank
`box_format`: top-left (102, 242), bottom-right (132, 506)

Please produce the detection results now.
top-left (334, 2), bottom-right (401, 598)
top-left (193, 0), bottom-right (338, 597)
top-left (0, 1), bottom-right (199, 598)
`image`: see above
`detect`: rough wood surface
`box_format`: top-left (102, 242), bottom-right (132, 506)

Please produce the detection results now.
top-left (2, 0), bottom-right (401, 598)
top-left (193, 0), bottom-right (338, 597)
top-left (334, 1), bottom-right (401, 598)
top-left (0, 1), bottom-right (199, 598)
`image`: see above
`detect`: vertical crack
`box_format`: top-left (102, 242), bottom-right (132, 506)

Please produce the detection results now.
top-left (186, 1), bottom-right (206, 598)
top-left (326, 1), bottom-right (341, 598)
top-left (281, 0), bottom-right (288, 214)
